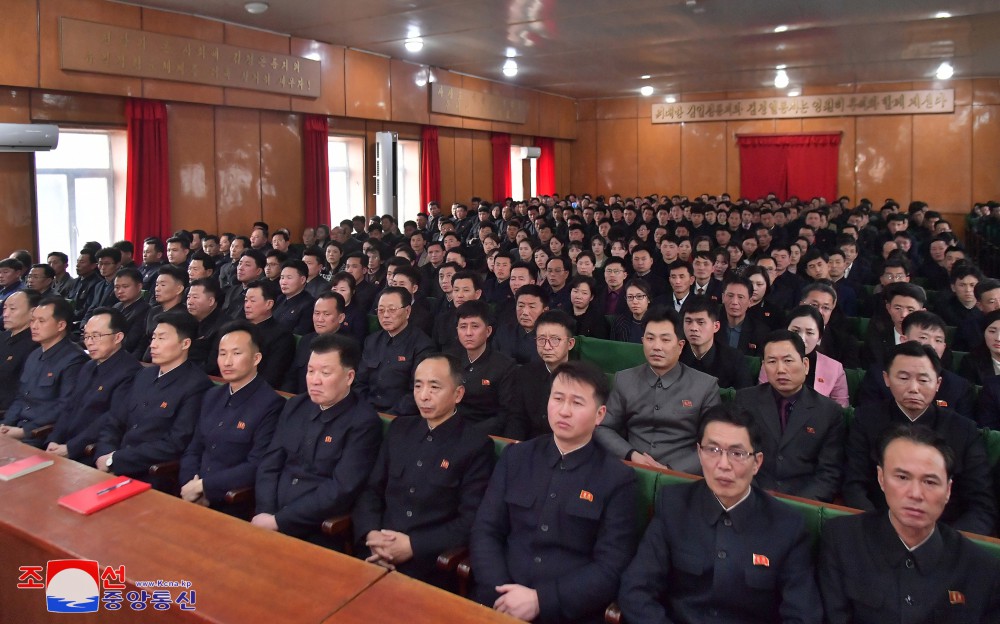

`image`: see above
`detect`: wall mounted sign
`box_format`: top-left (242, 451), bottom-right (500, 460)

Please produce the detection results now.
top-left (652, 89), bottom-right (954, 123)
top-left (431, 84), bottom-right (528, 123)
top-left (59, 17), bottom-right (321, 97)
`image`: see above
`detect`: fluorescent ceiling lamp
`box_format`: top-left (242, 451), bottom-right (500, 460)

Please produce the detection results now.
top-left (244, 2), bottom-right (268, 14)
top-left (502, 59), bottom-right (518, 77)
top-left (404, 37), bottom-right (423, 52)
top-left (774, 25), bottom-right (788, 33)
top-left (787, 89), bottom-right (801, 97)
top-left (774, 69), bottom-right (789, 88)
top-left (640, 85), bottom-right (654, 96)
top-left (936, 61), bottom-right (954, 80)
top-left (665, 95), bottom-right (677, 103)
top-left (934, 11), bottom-right (951, 18)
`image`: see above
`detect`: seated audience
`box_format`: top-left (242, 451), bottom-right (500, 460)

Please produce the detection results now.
top-left (569, 275), bottom-right (609, 339)
top-left (611, 279), bottom-right (651, 344)
top-left (0, 289), bottom-right (39, 412)
top-left (494, 285), bottom-right (549, 365)
top-left (283, 291), bottom-right (348, 394)
top-left (679, 295), bottom-right (753, 390)
top-left (453, 300), bottom-right (517, 436)
top-left (273, 259), bottom-right (316, 335)
top-left (958, 308), bottom-right (1000, 385)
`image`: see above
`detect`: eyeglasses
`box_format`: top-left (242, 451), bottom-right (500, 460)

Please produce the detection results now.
top-left (697, 444), bottom-right (757, 463)
top-left (82, 332), bottom-right (115, 342)
top-left (604, 268), bottom-right (624, 274)
top-left (882, 273), bottom-right (908, 282)
top-left (535, 336), bottom-right (564, 347)
top-left (376, 306), bottom-right (408, 315)
top-left (625, 294), bottom-right (648, 301)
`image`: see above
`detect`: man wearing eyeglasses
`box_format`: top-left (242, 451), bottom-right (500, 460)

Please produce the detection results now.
top-left (863, 282), bottom-right (926, 368)
top-left (543, 256), bottom-right (572, 312)
top-left (734, 330), bottom-right (844, 503)
top-left (354, 287), bottom-right (433, 415)
top-left (618, 404), bottom-right (822, 624)
top-left (44, 307), bottom-right (140, 464)
top-left (598, 257), bottom-right (630, 315)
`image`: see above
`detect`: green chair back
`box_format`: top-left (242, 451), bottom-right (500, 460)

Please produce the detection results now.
top-left (982, 429), bottom-right (1000, 466)
top-left (719, 387), bottom-right (736, 404)
top-left (844, 368), bottom-right (865, 404)
top-left (492, 436), bottom-right (514, 459)
top-left (572, 336), bottom-right (645, 375)
top-left (744, 355), bottom-right (761, 380)
top-left (776, 496), bottom-right (824, 550)
top-left (379, 413), bottom-right (395, 437)
top-left (367, 314), bottom-right (380, 335)
top-left (950, 351), bottom-right (969, 374)
top-left (631, 466), bottom-right (660, 534)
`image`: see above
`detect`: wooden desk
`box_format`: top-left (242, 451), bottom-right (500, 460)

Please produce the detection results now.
top-left (324, 570), bottom-right (518, 624)
top-left (0, 437), bottom-right (386, 623)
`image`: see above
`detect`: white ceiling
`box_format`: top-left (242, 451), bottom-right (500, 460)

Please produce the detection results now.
top-left (116, 0), bottom-right (1000, 99)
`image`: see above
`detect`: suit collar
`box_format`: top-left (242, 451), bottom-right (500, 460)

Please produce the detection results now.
top-left (640, 361), bottom-right (683, 388)
top-left (698, 480), bottom-right (759, 533)
top-left (873, 512), bottom-right (944, 572)
top-left (544, 435), bottom-right (597, 470)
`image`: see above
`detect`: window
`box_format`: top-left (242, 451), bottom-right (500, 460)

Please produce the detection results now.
top-left (35, 130), bottom-right (126, 274)
top-left (328, 135), bottom-right (365, 226)
top-left (396, 139), bottom-right (421, 224)
top-left (510, 145), bottom-right (537, 201)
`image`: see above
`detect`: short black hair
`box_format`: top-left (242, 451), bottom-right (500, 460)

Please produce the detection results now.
top-left (682, 295), bottom-right (720, 321)
top-left (510, 261), bottom-right (538, 280)
top-left (785, 304), bottom-right (825, 336)
top-left (762, 329), bottom-right (807, 359)
top-left (112, 240), bottom-right (134, 255)
top-left (452, 269), bottom-right (483, 290)
top-left (901, 310), bottom-right (946, 336)
top-left (884, 341), bottom-right (942, 376)
top-left (29, 263), bottom-right (55, 279)
top-left (37, 295), bottom-right (75, 327)
top-left (310, 333), bottom-right (361, 371)
top-left (247, 278), bottom-right (280, 303)
top-left (330, 271), bottom-right (356, 292)
top-left (189, 251), bottom-right (216, 272)
top-left (280, 259), bottom-right (308, 278)
top-left (515, 284), bottom-right (549, 307)
top-left (378, 286), bottom-right (413, 308)
top-left (87, 306), bottom-right (128, 335)
top-left (158, 264), bottom-right (190, 287)
top-left (190, 277), bottom-right (224, 303)
top-left (114, 267), bottom-right (143, 285)
top-left (95, 247), bottom-right (122, 264)
top-left (697, 404), bottom-right (763, 453)
top-left (152, 309), bottom-right (199, 342)
top-left (878, 424), bottom-right (955, 479)
top-left (535, 309), bottom-right (576, 336)
top-left (975, 279), bottom-right (1000, 301)
top-left (417, 352), bottom-right (464, 387)
top-left (47, 251), bottom-right (68, 264)
top-left (218, 320), bottom-right (262, 352)
top-left (551, 360), bottom-right (610, 406)
top-left (884, 282), bottom-right (926, 307)
top-left (240, 249), bottom-right (266, 270)
top-left (455, 300), bottom-right (492, 325)
top-left (641, 305), bottom-right (681, 335)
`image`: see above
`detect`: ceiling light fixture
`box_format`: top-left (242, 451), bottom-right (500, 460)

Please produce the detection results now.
top-left (506, 47), bottom-right (518, 58)
top-left (774, 25), bottom-right (788, 33)
top-left (936, 61), bottom-right (954, 80)
top-left (787, 88), bottom-right (801, 97)
top-left (404, 37), bottom-right (423, 53)
top-left (665, 95), bottom-right (677, 103)
top-left (244, 2), bottom-right (268, 14)
top-left (934, 11), bottom-right (951, 18)
top-left (640, 85), bottom-right (654, 97)
top-left (502, 59), bottom-right (518, 77)
top-left (641, 74), bottom-right (651, 80)
top-left (774, 69), bottom-right (789, 89)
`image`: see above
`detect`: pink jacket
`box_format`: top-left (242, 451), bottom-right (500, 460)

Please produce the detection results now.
top-left (759, 350), bottom-right (850, 407)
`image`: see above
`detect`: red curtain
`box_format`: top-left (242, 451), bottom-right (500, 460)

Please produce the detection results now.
top-left (124, 99), bottom-right (171, 245)
top-left (303, 115), bottom-right (330, 229)
top-left (491, 133), bottom-right (512, 202)
top-left (737, 133), bottom-right (841, 202)
top-left (419, 126), bottom-right (440, 209)
top-left (534, 137), bottom-right (556, 196)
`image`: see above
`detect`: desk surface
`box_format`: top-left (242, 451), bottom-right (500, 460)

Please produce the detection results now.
top-left (0, 436), bottom-right (386, 623)
top-left (325, 570), bottom-right (518, 624)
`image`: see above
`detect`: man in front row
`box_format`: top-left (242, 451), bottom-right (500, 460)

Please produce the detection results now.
top-left (820, 425), bottom-right (1000, 622)
top-left (843, 342), bottom-right (997, 536)
top-left (618, 405), bottom-right (822, 624)
top-left (596, 306), bottom-right (720, 474)
top-left (94, 311), bottom-right (214, 492)
top-left (471, 361), bottom-right (637, 623)
top-left (252, 334), bottom-right (381, 548)
top-left (179, 321), bottom-right (284, 518)
top-left (352, 353), bottom-right (494, 585)
top-left (734, 330), bottom-right (844, 502)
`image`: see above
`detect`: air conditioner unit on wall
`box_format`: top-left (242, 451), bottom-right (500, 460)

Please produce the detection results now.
top-left (374, 131), bottom-right (399, 218)
top-left (0, 124), bottom-right (59, 152)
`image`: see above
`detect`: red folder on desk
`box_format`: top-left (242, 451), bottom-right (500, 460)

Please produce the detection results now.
top-left (58, 477), bottom-right (151, 515)
top-left (0, 455), bottom-right (54, 481)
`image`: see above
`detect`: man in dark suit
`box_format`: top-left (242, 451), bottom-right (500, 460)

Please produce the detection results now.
top-left (273, 259), bottom-right (316, 335)
top-left (253, 333), bottom-right (381, 548)
top-left (679, 296), bottom-right (753, 389)
top-left (179, 321), bottom-right (283, 518)
top-left (45, 307), bottom-right (141, 465)
top-left (718, 276), bottom-right (769, 356)
top-left (471, 361), bottom-right (637, 623)
top-left (111, 267), bottom-right (151, 358)
top-left (93, 310), bottom-right (214, 492)
top-left (820, 425), bottom-right (1000, 623)
top-left (618, 405), bottom-right (823, 624)
top-left (453, 301), bottom-right (517, 436)
top-left (243, 279), bottom-right (296, 389)
top-left (352, 353), bottom-right (494, 585)
top-left (504, 310), bottom-right (575, 441)
top-left (843, 342), bottom-right (997, 536)
top-left (858, 311), bottom-right (975, 421)
top-left (862, 282), bottom-right (926, 367)
top-left (735, 330), bottom-right (844, 502)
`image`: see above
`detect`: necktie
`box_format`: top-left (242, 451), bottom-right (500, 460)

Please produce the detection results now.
top-left (696, 287), bottom-right (705, 295)
top-left (779, 398), bottom-right (792, 432)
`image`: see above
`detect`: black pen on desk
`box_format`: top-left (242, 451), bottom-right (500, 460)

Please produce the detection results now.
top-left (96, 479), bottom-right (132, 496)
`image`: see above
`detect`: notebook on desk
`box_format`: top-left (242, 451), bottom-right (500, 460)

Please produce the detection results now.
top-left (0, 455), bottom-right (54, 481)
top-left (58, 476), bottom-right (151, 515)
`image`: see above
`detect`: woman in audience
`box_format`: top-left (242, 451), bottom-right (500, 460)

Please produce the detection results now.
top-left (517, 239), bottom-right (536, 264)
top-left (958, 309), bottom-right (1000, 385)
top-left (693, 236), bottom-right (713, 253)
top-left (727, 241), bottom-right (745, 274)
top-left (609, 239), bottom-right (628, 259)
top-left (788, 242), bottom-right (803, 274)
top-left (574, 249), bottom-right (600, 281)
top-left (611, 279), bottom-right (651, 344)
top-left (590, 235), bottom-right (609, 268)
top-left (635, 222), bottom-right (651, 244)
top-left (323, 241), bottom-right (344, 278)
top-left (329, 272), bottom-right (368, 345)
top-left (533, 247), bottom-right (551, 285)
top-left (677, 238), bottom-right (693, 262)
top-left (365, 245), bottom-right (387, 287)
top-left (740, 236), bottom-right (758, 263)
top-left (548, 236), bottom-right (567, 259)
top-left (567, 241), bottom-right (583, 267)
top-left (745, 265), bottom-right (785, 330)
top-left (759, 305), bottom-right (850, 407)
top-left (569, 275), bottom-right (609, 339)
top-left (314, 224), bottom-right (331, 249)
